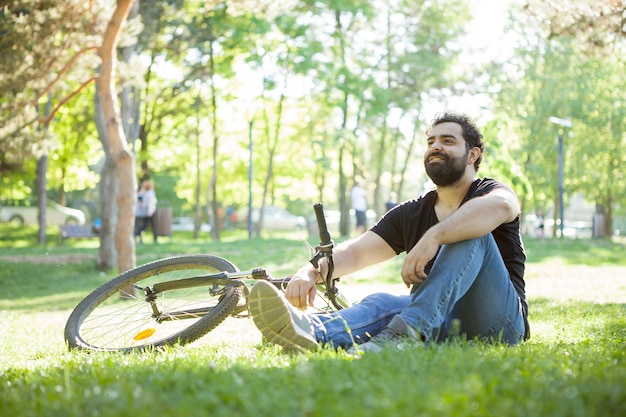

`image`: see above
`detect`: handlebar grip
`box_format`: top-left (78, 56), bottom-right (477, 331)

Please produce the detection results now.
top-left (313, 203), bottom-right (332, 245)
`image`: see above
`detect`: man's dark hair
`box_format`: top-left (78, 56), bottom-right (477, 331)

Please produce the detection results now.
top-left (430, 113), bottom-right (485, 170)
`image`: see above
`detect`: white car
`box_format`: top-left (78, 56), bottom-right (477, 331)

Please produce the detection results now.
top-left (0, 199), bottom-right (86, 226)
top-left (236, 205), bottom-right (306, 231)
top-left (171, 217), bottom-right (211, 232)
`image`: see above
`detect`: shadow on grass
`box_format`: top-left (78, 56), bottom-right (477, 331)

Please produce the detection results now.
top-left (0, 235), bottom-right (316, 311)
top-left (0, 261), bottom-right (110, 310)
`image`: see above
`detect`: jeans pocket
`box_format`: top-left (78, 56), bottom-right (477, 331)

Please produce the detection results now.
top-left (484, 317), bottom-right (523, 345)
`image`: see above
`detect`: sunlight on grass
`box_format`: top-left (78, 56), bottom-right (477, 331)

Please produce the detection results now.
top-left (1, 233), bottom-right (624, 416)
top-left (0, 291), bottom-right (92, 312)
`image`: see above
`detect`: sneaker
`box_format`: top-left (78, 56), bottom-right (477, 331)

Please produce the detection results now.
top-left (248, 280), bottom-right (320, 352)
top-left (347, 315), bottom-right (422, 354)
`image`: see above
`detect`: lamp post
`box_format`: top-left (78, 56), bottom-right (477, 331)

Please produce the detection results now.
top-left (247, 119), bottom-right (253, 239)
top-left (549, 116), bottom-right (572, 238)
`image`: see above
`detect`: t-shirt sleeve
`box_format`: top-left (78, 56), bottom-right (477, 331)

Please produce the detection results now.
top-left (370, 202), bottom-right (411, 254)
top-left (370, 192), bottom-right (438, 255)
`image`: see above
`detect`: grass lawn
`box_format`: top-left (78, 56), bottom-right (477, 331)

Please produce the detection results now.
top-left (0, 224), bottom-right (625, 417)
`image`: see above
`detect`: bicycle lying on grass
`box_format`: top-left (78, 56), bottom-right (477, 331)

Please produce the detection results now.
top-left (64, 204), bottom-right (350, 352)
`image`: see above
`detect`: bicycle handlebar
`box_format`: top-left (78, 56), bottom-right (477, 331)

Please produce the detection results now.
top-left (309, 203), bottom-right (343, 310)
top-left (314, 203), bottom-right (332, 246)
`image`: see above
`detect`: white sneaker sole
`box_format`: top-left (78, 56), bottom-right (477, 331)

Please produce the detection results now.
top-left (249, 280), bottom-right (319, 352)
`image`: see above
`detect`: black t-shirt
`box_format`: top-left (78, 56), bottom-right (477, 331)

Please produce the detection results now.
top-left (371, 178), bottom-right (529, 339)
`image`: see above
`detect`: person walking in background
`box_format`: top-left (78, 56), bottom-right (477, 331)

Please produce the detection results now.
top-left (535, 208), bottom-right (545, 239)
top-left (134, 180), bottom-right (158, 243)
top-left (350, 181), bottom-right (368, 234)
top-left (385, 192), bottom-right (397, 212)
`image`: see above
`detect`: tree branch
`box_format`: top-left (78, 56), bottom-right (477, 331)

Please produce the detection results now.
top-left (33, 46), bottom-right (100, 107)
top-left (39, 76), bottom-right (98, 124)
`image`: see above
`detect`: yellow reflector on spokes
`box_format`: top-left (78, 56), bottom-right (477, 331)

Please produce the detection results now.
top-left (133, 328), bottom-right (156, 341)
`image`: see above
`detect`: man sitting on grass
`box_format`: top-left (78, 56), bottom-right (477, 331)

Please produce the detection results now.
top-left (249, 113), bottom-right (529, 353)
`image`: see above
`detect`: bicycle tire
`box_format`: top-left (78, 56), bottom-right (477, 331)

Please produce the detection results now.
top-left (64, 254), bottom-right (242, 352)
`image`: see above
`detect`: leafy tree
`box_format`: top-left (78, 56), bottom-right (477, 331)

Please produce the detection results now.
top-left (243, 7), bottom-right (328, 234)
top-left (522, 0), bottom-right (626, 53)
top-left (96, 0), bottom-right (139, 273)
top-left (567, 55), bottom-right (626, 236)
top-left (519, 0), bottom-right (626, 236)
top-left (359, 0), bottom-right (469, 215)
top-left (0, 0), bottom-right (100, 243)
top-left (493, 8), bottom-right (626, 237)
top-left (48, 86), bottom-right (101, 207)
top-left (492, 37), bottom-right (579, 236)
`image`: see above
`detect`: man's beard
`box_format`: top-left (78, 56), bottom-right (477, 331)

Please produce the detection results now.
top-left (424, 150), bottom-right (469, 186)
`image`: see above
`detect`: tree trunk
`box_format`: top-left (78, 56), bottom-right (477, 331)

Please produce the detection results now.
top-left (36, 96), bottom-right (52, 245)
top-left (396, 117), bottom-right (420, 201)
top-left (98, 157), bottom-right (119, 269)
top-left (605, 195), bottom-right (613, 237)
top-left (95, 80), bottom-right (117, 270)
top-left (258, 91), bottom-right (285, 237)
top-left (98, 0), bottom-right (137, 274)
top-left (121, 1), bottom-right (141, 151)
top-left (207, 32), bottom-right (220, 241)
top-left (36, 155), bottom-right (48, 245)
top-left (193, 96), bottom-right (202, 240)
top-left (338, 143), bottom-right (349, 237)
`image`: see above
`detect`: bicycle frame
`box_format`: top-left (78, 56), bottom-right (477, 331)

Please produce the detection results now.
top-left (138, 266), bottom-right (346, 324)
top-left (141, 203), bottom-right (345, 319)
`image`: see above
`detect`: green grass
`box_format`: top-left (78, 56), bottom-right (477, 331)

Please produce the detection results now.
top-left (0, 224), bottom-right (625, 417)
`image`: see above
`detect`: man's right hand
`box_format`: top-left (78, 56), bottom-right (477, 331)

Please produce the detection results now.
top-left (285, 265), bottom-right (320, 310)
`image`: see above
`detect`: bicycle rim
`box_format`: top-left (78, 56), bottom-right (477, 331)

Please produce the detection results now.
top-left (64, 255), bottom-right (241, 352)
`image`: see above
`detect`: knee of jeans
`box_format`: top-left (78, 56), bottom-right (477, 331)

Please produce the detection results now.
top-left (484, 317), bottom-right (523, 345)
top-left (359, 293), bottom-right (409, 313)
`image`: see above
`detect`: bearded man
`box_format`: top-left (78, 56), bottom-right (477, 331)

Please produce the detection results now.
top-left (248, 113), bottom-right (529, 353)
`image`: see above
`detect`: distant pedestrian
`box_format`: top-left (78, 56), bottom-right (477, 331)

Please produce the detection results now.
top-left (535, 209), bottom-right (545, 239)
top-left (350, 181), bottom-right (368, 234)
top-left (385, 192), bottom-right (397, 212)
top-left (135, 180), bottom-right (158, 243)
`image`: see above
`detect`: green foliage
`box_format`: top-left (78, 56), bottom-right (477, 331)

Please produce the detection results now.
top-left (523, 0), bottom-right (625, 53)
top-left (480, 118), bottom-right (533, 201)
top-left (0, 0), bottom-right (100, 162)
top-left (492, 16), bottom-right (626, 233)
top-left (3, 0), bottom-right (625, 243)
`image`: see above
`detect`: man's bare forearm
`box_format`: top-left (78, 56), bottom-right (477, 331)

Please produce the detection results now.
top-left (428, 189), bottom-right (519, 246)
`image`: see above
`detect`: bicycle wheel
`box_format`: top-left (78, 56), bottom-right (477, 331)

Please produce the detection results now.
top-left (64, 254), bottom-right (242, 352)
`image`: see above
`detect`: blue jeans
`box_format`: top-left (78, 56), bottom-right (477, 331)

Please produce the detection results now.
top-left (310, 234), bottom-right (525, 348)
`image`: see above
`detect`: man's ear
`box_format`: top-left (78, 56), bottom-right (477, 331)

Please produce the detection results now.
top-left (467, 147), bottom-right (481, 166)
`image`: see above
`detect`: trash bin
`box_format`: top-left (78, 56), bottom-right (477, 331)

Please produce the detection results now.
top-left (154, 206), bottom-right (172, 237)
top-left (592, 212), bottom-right (606, 238)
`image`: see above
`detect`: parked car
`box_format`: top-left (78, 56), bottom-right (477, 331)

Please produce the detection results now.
top-left (0, 199), bottom-right (86, 226)
top-left (171, 217), bottom-right (211, 232)
top-left (235, 205), bottom-right (306, 231)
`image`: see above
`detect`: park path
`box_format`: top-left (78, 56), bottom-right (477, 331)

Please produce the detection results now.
top-left (1, 254), bottom-right (624, 303)
top-left (2, 254), bottom-right (622, 352)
